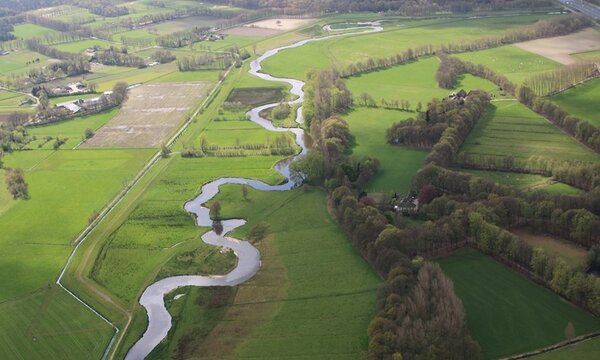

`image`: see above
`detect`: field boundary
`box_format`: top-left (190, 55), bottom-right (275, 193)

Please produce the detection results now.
top-left (503, 332), bottom-right (600, 359)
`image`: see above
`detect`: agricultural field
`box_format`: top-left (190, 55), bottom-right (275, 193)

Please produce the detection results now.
top-left (83, 82), bottom-right (211, 148)
top-left (511, 229), bottom-right (588, 268)
top-left (438, 249), bottom-right (600, 359)
top-left (460, 100), bottom-right (598, 163)
top-left (53, 39), bottom-right (116, 54)
top-left (454, 45), bottom-right (560, 85)
top-left (574, 49), bottom-right (600, 60)
top-left (344, 107), bottom-right (427, 193)
top-left (260, 14), bottom-right (557, 80)
top-left (514, 27), bottom-right (600, 65)
top-left (552, 78), bottom-right (600, 127)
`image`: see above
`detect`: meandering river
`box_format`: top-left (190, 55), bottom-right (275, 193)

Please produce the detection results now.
top-left (125, 22), bottom-right (382, 360)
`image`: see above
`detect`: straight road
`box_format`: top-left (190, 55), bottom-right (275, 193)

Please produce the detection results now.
top-left (557, 0), bottom-right (600, 21)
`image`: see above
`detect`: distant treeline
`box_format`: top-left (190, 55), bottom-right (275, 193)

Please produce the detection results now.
top-left (202, 0), bottom-right (553, 15)
top-left (340, 14), bottom-right (592, 78)
top-left (71, 0), bottom-right (129, 17)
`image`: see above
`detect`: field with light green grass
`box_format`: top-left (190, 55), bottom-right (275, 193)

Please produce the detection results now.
top-left (460, 100), bottom-right (598, 163)
top-left (0, 148), bottom-right (154, 300)
top-left (552, 78), bottom-right (600, 127)
top-left (261, 14), bottom-right (558, 80)
top-left (439, 249), bottom-right (600, 359)
top-left (454, 45), bottom-right (560, 85)
top-left (574, 49), bottom-right (600, 61)
top-left (11, 23), bottom-right (60, 40)
top-left (0, 50), bottom-right (50, 78)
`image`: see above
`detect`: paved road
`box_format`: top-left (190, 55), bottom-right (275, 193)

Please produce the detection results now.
top-left (557, 0), bottom-right (600, 21)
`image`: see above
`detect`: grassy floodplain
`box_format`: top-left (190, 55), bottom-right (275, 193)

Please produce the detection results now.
top-left (439, 249), bottom-right (600, 359)
top-left (460, 100), bottom-right (598, 163)
top-left (552, 78), bottom-right (600, 127)
top-left (261, 14), bottom-right (558, 80)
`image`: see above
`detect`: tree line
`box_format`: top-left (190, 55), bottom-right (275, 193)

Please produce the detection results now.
top-left (71, 0), bottom-right (129, 17)
top-left (176, 52), bottom-right (233, 71)
top-left (524, 62), bottom-right (600, 96)
top-left (95, 47), bottom-right (145, 67)
top-left (302, 69), bottom-right (353, 129)
top-left (436, 53), bottom-right (516, 94)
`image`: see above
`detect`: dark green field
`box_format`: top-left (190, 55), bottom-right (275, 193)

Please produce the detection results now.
top-left (438, 249), bottom-right (600, 359)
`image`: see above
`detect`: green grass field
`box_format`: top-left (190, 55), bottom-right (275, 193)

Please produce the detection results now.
top-left (552, 78), bottom-right (600, 127)
top-left (345, 107), bottom-right (427, 194)
top-left (0, 50), bottom-right (51, 78)
top-left (438, 249), bottom-right (600, 359)
top-left (574, 50), bottom-right (600, 61)
top-left (454, 45), bottom-right (560, 85)
top-left (0, 286), bottom-right (113, 360)
top-left (261, 14), bottom-right (557, 80)
top-left (11, 23), bottom-right (60, 40)
top-left (460, 100), bottom-right (598, 163)
top-left (530, 337), bottom-right (600, 359)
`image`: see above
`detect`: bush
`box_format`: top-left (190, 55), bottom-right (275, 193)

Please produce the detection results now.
top-left (271, 102), bottom-right (291, 120)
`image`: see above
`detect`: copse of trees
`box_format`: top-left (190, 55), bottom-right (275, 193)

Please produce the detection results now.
top-left (5, 167), bottom-right (28, 199)
top-left (152, 50), bottom-right (176, 64)
top-left (386, 90), bottom-right (490, 159)
top-left (96, 47), bottom-right (145, 67)
top-left (302, 69), bottom-right (353, 127)
top-left (177, 53), bottom-right (233, 71)
top-left (155, 27), bottom-right (211, 48)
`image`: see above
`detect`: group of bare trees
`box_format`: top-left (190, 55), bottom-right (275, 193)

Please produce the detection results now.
top-left (524, 62), bottom-right (599, 96)
top-left (176, 53), bottom-right (233, 71)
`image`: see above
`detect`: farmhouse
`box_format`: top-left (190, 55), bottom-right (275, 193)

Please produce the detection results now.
top-left (394, 194), bottom-right (419, 213)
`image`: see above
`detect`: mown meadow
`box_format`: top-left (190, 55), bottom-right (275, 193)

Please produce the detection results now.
top-left (552, 78), bottom-right (600, 127)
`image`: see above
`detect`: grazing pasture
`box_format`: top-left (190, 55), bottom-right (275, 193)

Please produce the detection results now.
top-left (83, 82), bottom-right (211, 148)
top-left (53, 39), bottom-right (115, 54)
top-left (454, 45), bottom-right (560, 85)
top-left (514, 28), bottom-right (600, 65)
top-left (0, 50), bottom-right (51, 79)
top-left (511, 229), bottom-right (587, 268)
top-left (552, 78), bottom-right (600, 127)
top-left (460, 100), bottom-right (598, 163)
top-left (439, 249), bottom-right (600, 359)
top-left (345, 107), bottom-right (427, 194)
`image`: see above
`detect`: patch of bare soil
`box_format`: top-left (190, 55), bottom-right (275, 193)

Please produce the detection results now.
top-left (515, 28), bottom-right (600, 65)
top-left (221, 26), bottom-right (281, 37)
top-left (82, 82), bottom-right (210, 148)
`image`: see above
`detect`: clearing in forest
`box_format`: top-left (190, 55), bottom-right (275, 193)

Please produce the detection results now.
top-left (511, 229), bottom-right (588, 268)
top-left (515, 28), bottom-right (600, 65)
top-left (83, 82), bottom-right (210, 148)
